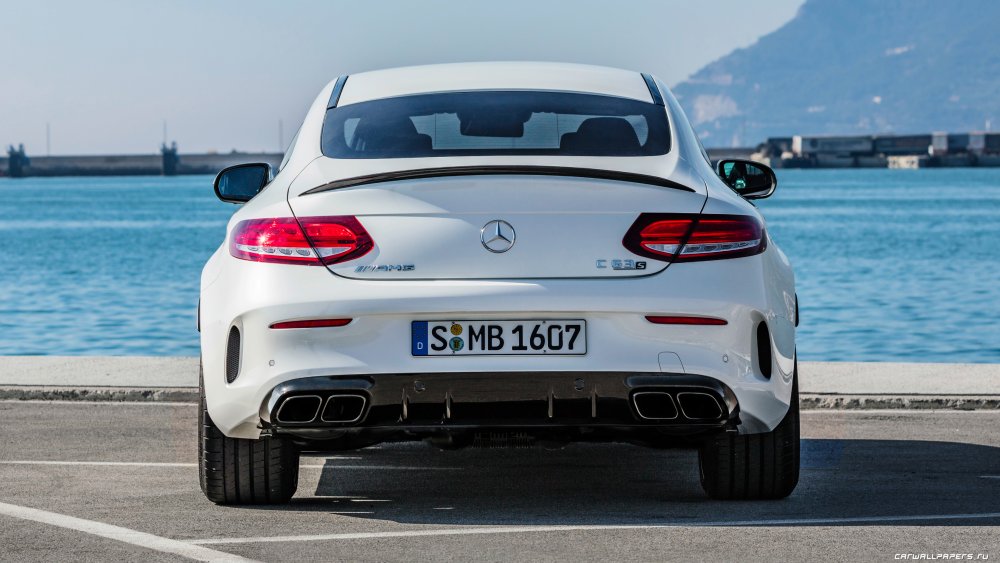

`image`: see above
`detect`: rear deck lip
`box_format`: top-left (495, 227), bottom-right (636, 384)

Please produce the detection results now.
top-left (301, 165), bottom-right (697, 195)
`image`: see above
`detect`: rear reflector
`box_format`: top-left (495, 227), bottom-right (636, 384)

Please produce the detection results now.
top-left (270, 318), bottom-right (353, 329)
top-left (623, 214), bottom-right (765, 262)
top-left (645, 315), bottom-right (728, 326)
top-left (230, 216), bottom-right (372, 265)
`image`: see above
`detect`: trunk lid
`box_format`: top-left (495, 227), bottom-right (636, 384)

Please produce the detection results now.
top-left (286, 160), bottom-right (706, 280)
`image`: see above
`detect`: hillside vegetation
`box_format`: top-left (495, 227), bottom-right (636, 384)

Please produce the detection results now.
top-left (673, 0), bottom-right (1000, 146)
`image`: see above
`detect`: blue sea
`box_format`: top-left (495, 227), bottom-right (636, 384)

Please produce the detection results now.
top-left (1, 169), bottom-right (998, 361)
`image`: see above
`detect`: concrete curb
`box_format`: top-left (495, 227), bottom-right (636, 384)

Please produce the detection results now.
top-left (4, 357), bottom-right (1000, 395)
top-left (0, 387), bottom-right (199, 403)
top-left (799, 394), bottom-right (1000, 410)
top-left (2, 357), bottom-right (999, 409)
top-left (2, 386), bottom-right (999, 410)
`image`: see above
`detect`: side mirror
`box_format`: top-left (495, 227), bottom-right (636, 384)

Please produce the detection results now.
top-left (214, 163), bottom-right (271, 203)
top-left (716, 159), bottom-right (777, 200)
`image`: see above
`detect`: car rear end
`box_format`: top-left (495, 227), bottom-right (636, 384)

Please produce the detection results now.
top-left (205, 241), bottom-right (791, 445)
top-left (200, 76), bottom-right (795, 447)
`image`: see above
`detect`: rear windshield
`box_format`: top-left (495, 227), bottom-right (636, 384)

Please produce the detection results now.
top-left (321, 91), bottom-right (670, 158)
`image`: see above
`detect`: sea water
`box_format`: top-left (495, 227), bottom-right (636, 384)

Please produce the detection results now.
top-left (1, 169), bottom-right (997, 361)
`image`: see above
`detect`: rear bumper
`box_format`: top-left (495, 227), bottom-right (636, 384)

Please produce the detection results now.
top-left (201, 245), bottom-right (796, 439)
top-left (259, 371), bottom-right (739, 442)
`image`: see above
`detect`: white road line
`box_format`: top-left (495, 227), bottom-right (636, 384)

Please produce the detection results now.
top-left (0, 460), bottom-right (459, 471)
top-left (0, 461), bottom-right (194, 467)
top-left (0, 400), bottom-right (195, 406)
top-left (189, 512), bottom-right (1000, 545)
top-left (301, 465), bottom-right (461, 470)
top-left (0, 501), bottom-right (257, 562)
top-left (981, 475), bottom-right (1000, 479)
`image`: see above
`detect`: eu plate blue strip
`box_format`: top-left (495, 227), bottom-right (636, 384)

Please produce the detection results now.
top-left (411, 321), bottom-right (428, 356)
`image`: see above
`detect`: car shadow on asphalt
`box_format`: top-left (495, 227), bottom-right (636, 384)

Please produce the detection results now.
top-left (252, 438), bottom-right (1000, 526)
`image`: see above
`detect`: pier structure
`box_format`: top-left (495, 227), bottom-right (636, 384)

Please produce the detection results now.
top-left (6, 132), bottom-right (1000, 176)
top-left (746, 131), bottom-right (1000, 169)
top-left (161, 142), bottom-right (179, 176)
top-left (1, 143), bottom-right (281, 178)
top-left (4, 144), bottom-right (30, 177)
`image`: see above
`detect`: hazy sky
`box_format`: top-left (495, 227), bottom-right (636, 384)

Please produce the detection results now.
top-left (1, 0), bottom-right (803, 155)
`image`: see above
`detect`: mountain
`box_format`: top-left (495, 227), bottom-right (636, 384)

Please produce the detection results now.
top-left (673, 0), bottom-right (1000, 147)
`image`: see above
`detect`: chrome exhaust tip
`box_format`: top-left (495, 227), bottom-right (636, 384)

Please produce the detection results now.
top-left (320, 394), bottom-right (367, 423)
top-left (676, 392), bottom-right (725, 420)
top-left (274, 395), bottom-right (322, 424)
top-left (632, 391), bottom-right (679, 420)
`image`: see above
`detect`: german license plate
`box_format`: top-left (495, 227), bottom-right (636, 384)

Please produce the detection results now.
top-left (411, 320), bottom-right (587, 356)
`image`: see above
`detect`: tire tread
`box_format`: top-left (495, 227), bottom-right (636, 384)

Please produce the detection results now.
top-left (198, 362), bottom-right (299, 505)
top-left (699, 362), bottom-right (800, 500)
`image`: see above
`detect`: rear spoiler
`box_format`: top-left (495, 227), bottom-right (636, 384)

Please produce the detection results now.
top-left (301, 165), bottom-right (696, 195)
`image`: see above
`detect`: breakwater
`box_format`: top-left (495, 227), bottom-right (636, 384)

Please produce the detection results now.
top-left (745, 131), bottom-right (1000, 169)
top-left (2, 144), bottom-right (281, 177)
top-left (5, 131), bottom-right (999, 177)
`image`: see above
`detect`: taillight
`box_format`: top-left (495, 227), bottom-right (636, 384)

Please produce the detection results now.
top-left (299, 216), bottom-right (373, 265)
top-left (623, 213), bottom-right (765, 262)
top-left (230, 216), bottom-right (373, 265)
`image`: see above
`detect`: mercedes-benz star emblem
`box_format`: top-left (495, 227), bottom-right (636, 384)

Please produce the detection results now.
top-left (480, 220), bottom-right (516, 253)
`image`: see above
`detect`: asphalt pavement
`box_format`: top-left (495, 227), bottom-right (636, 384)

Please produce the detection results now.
top-left (0, 401), bottom-right (997, 562)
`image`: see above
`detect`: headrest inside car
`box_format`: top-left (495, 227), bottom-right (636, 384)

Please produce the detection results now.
top-left (351, 116), bottom-right (432, 152)
top-left (560, 117), bottom-right (641, 153)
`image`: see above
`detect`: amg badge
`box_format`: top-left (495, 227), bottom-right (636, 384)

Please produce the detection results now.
top-left (355, 264), bottom-right (415, 273)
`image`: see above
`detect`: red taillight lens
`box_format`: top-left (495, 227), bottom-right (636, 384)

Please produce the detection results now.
top-left (628, 217), bottom-right (695, 257)
top-left (681, 216), bottom-right (764, 260)
top-left (230, 216), bottom-right (373, 265)
top-left (230, 217), bottom-right (316, 265)
top-left (623, 213), bottom-right (765, 262)
top-left (298, 216), bottom-right (373, 265)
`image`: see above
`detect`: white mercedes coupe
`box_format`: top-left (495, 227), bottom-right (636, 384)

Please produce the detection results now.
top-left (199, 62), bottom-right (799, 504)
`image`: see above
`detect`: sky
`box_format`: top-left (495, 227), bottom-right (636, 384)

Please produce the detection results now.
top-left (0, 0), bottom-right (803, 155)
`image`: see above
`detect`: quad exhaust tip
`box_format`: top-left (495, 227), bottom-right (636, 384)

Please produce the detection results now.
top-left (631, 390), bottom-right (726, 421)
top-left (632, 391), bottom-right (679, 420)
top-left (320, 394), bottom-right (367, 423)
top-left (273, 393), bottom-right (368, 425)
top-left (275, 395), bottom-right (323, 424)
top-left (676, 392), bottom-right (724, 420)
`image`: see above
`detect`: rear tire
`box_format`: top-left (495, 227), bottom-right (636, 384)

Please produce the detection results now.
top-left (698, 361), bottom-right (800, 500)
top-left (198, 362), bottom-right (299, 504)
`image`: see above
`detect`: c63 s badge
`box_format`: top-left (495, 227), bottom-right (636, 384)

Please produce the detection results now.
top-left (355, 264), bottom-right (415, 273)
top-left (597, 259), bottom-right (646, 271)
